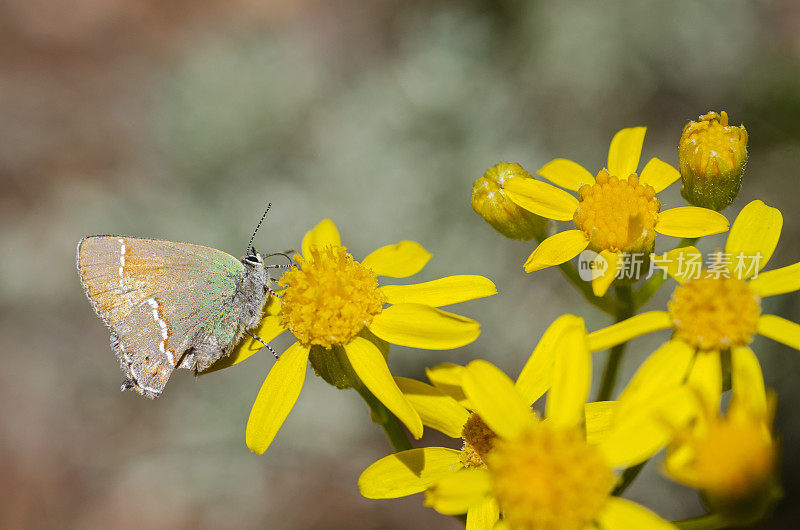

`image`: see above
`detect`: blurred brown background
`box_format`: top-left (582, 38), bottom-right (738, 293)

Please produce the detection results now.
top-left (2, 0), bottom-right (800, 528)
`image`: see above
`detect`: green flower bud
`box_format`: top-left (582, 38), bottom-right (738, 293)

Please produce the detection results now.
top-left (679, 111), bottom-right (748, 211)
top-left (471, 162), bottom-right (548, 240)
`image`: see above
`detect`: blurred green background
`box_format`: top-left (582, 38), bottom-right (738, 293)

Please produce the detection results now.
top-left (2, 0), bottom-right (799, 528)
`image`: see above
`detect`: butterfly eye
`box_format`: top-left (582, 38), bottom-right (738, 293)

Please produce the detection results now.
top-left (244, 255), bottom-right (260, 265)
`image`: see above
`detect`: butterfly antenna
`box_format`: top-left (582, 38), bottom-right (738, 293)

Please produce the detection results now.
top-left (246, 202), bottom-right (272, 256)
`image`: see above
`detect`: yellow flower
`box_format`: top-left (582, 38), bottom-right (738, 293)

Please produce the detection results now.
top-left (362, 316), bottom-right (695, 529)
top-left (678, 111), bottom-right (748, 211)
top-left (664, 355), bottom-right (780, 523)
top-left (223, 219), bottom-right (497, 454)
top-left (358, 315), bottom-right (574, 527)
top-left (504, 126), bottom-right (729, 296)
top-left (584, 200), bottom-right (800, 403)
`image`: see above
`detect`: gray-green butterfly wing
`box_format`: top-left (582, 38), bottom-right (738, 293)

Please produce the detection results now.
top-left (77, 236), bottom-right (245, 398)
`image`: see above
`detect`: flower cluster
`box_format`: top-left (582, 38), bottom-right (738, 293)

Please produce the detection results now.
top-left (211, 110), bottom-right (792, 529)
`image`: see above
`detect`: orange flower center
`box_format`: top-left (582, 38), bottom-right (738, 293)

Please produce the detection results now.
top-left (488, 423), bottom-right (614, 530)
top-left (279, 246), bottom-right (386, 349)
top-left (574, 170), bottom-right (660, 253)
top-left (460, 413), bottom-right (496, 468)
top-left (688, 414), bottom-right (775, 499)
top-left (668, 277), bottom-right (761, 350)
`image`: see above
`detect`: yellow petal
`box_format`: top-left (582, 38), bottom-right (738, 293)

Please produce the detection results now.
top-left (395, 377), bottom-right (470, 438)
top-left (748, 261), bottom-right (800, 297)
top-left (546, 317), bottom-right (591, 429)
top-left (462, 360), bottom-right (534, 440)
top-left (424, 469), bottom-right (492, 515)
top-left (204, 316), bottom-right (286, 373)
top-left (664, 443), bottom-right (696, 488)
top-left (687, 351), bottom-right (722, 408)
top-left (523, 230), bottom-right (589, 272)
top-left (516, 314), bottom-right (581, 405)
top-left (264, 293), bottom-right (281, 316)
top-left (652, 246), bottom-right (703, 284)
top-left (537, 158), bottom-right (595, 191)
top-left (344, 336), bottom-right (423, 439)
top-left (358, 447), bottom-right (463, 498)
top-left (245, 341), bottom-right (310, 454)
top-left (731, 345), bottom-right (767, 418)
top-left (369, 304), bottom-right (481, 350)
top-left (587, 311), bottom-right (672, 352)
top-left (301, 218), bottom-right (340, 258)
top-left (380, 275), bottom-right (497, 307)
top-left (592, 250), bottom-right (619, 296)
top-left (599, 386), bottom-right (697, 468)
top-left (639, 157), bottom-right (681, 193)
top-left (426, 363), bottom-right (471, 407)
top-left (466, 497), bottom-right (500, 530)
top-left (362, 241), bottom-right (432, 278)
top-left (758, 314), bottom-right (800, 351)
top-left (585, 401), bottom-right (618, 446)
top-left (725, 200), bottom-right (783, 277)
top-left (598, 497), bottom-right (675, 530)
top-left (607, 126), bottom-right (646, 178)
top-left (655, 207), bottom-right (730, 238)
top-left (616, 340), bottom-right (695, 420)
top-left (504, 177), bottom-right (579, 221)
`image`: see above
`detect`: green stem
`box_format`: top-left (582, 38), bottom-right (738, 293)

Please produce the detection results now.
top-left (673, 513), bottom-right (728, 530)
top-left (595, 285), bottom-right (635, 402)
top-left (612, 461), bottom-right (646, 496)
top-left (355, 384), bottom-right (413, 452)
top-left (633, 274), bottom-right (666, 310)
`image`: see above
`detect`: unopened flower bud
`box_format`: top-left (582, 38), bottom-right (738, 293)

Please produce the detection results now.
top-left (679, 111), bottom-right (748, 211)
top-left (471, 162), bottom-right (548, 240)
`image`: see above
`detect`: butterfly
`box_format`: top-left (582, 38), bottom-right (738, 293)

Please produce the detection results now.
top-left (77, 205), bottom-right (285, 398)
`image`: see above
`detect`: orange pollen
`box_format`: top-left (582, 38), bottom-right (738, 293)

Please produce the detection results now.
top-left (574, 170), bottom-right (660, 253)
top-left (278, 245), bottom-right (386, 349)
top-left (668, 277), bottom-right (761, 351)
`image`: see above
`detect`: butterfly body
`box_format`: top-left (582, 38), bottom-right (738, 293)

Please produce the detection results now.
top-left (77, 235), bottom-right (271, 398)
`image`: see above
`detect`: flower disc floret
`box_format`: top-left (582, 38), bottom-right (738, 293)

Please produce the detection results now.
top-left (668, 277), bottom-right (761, 351)
top-left (279, 245), bottom-right (386, 349)
top-left (574, 170), bottom-right (660, 253)
top-left (460, 413), bottom-right (496, 468)
top-left (487, 423), bottom-right (614, 530)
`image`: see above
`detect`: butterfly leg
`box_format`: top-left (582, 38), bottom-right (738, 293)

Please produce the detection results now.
top-left (264, 251), bottom-right (295, 267)
top-left (245, 330), bottom-right (279, 359)
top-left (265, 264), bottom-right (292, 270)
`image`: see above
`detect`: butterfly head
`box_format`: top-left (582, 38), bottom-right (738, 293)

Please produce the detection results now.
top-left (243, 248), bottom-right (264, 268)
